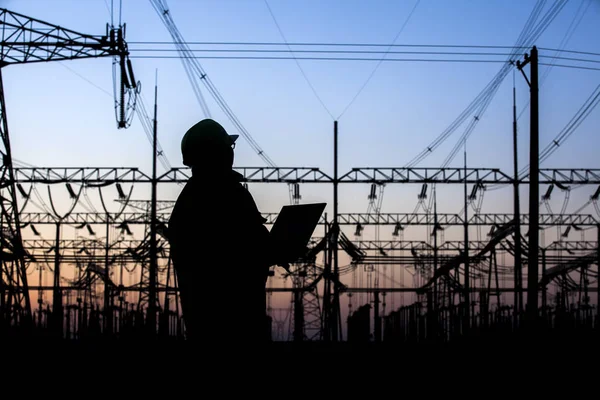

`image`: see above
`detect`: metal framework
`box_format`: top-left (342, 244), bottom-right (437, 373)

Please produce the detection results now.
top-left (11, 166), bottom-right (600, 184)
top-left (17, 211), bottom-right (599, 228)
top-left (0, 8), bottom-right (133, 328)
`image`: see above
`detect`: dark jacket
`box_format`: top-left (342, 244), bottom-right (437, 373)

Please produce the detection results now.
top-left (168, 169), bottom-right (271, 344)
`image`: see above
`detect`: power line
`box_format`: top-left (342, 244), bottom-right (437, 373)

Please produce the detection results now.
top-left (128, 49), bottom-right (600, 64)
top-left (539, 63), bottom-right (600, 72)
top-left (539, 55), bottom-right (600, 64)
top-left (149, 0), bottom-right (277, 168)
top-left (540, 47), bottom-right (600, 58)
top-left (516, 1), bottom-right (591, 123)
top-left (128, 41), bottom-right (537, 49)
top-left (412, 0), bottom-right (569, 169)
top-left (128, 49), bottom-right (522, 56)
top-left (130, 55), bottom-right (512, 62)
top-left (263, 0), bottom-right (334, 119)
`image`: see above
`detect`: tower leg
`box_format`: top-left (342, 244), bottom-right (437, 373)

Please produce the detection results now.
top-left (0, 68), bottom-right (32, 333)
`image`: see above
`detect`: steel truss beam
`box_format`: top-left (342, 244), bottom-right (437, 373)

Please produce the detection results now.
top-left (21, 238), bottom-right (595, 256)
top-left (341, 167), bottom-right (600, 184)
top-left (0, 8), bottom-right (123, 66)
top-left (18, 212), bottom-right (598, 228)
top-left (343, 240), bottom-right (598, 252)
top-left (12, 167), bottom-right (600, 184)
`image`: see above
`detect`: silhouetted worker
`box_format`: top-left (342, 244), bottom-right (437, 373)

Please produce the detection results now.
top-left (168, 119), bottom-right (272, 346)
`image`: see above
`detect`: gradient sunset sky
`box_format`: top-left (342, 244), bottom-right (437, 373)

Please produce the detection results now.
top-left (2, 0), bottom-right (598, 223)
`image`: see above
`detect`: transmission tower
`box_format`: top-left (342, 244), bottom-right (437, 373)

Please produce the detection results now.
top-left (0, 7), bottom-right (136, 331)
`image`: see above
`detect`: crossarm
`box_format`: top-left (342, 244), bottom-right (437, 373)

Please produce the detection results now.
top-left (0, 7), bottom-right (125, 66)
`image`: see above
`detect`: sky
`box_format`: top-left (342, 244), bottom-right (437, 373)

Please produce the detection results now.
top-left (1, 0), bottom-right (599, 336)
top-left (1, 0), bottom-right (598, 221)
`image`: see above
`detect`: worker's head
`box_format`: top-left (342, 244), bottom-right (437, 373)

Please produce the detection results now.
top-left (181, 119), bottom-right (238, 170)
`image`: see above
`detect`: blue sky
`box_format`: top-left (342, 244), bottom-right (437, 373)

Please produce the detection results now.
top-left (1, 0), bottom-right (599, 242)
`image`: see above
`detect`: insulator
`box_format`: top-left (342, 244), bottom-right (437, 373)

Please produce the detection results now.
top-left (591, 186), bottom-right (600, 200)
top-left (120, 57), bottom-right (131, 89)
top-left (17, 184), bottom-right (28, 198)
top-left (116, 183), bottom-right (126, 199)
top-left (86, 225), bottom-right (96, 236)
top-left (127, 58), bottom-right (137, 89)
top-left (369, 184), bottom-right (377, 199)
top-left (65, 183), bottom-right (76, 198)
top-left (354, 223), bottom-right (363, 236)
top-left (543, 184), bottom-right (554, 200)
top-left (419, 183), bottom-right (427, 199)
top-left (469, 184), bottom-right (478, 200)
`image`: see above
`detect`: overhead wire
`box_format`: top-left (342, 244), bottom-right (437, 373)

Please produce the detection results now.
top-left (538, 83), bottom-right (600, 165)
top-left (130, 55), bottom-right (518, 62)
top-left (103, 0), bottom-right (111, 18)
top-left (148, 0), bottom-right (211, 118)
top-left (516, 0), bottom-right (593, 122)
top-left (51, 54), bottom-right (175, 173)
top-left (437, 0), bottom-right (569, 169)
top-left (405, 0), bottom-right (564, 168)
top-left (263, 0), bottom-right (334, 120)
top-left (338, 0), bottom-right (420, 120)
top-left (490, 81), bottom-right (600, 192)
top-left (149, 0), bottom-right (277, 167)
top-left (128, 48), bottom-right (523, 56)
top-left (128, 41), bottom-right (539, 50)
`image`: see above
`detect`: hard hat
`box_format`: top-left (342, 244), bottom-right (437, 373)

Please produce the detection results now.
top-left (181, 119), bottom-right (239, 166)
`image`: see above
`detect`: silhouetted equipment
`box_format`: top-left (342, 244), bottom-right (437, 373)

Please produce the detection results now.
top-left (0, 7), bottom-right (136, 330)
top-left (270, 203), bottom-right (326, 264)
top-left (347, 304), bottom-right (371, 342)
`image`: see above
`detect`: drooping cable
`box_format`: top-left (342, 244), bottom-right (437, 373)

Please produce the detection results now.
top-left (337, 0), bottom-right (420, 119)
top-left (149, 0), bottom-right (277, 167)
top-left (439, 0), bottom-right (568, 168)
top-left (405, 0), bottom-right (566, 169)
top-left (263, 0), bottom-right (334, 120)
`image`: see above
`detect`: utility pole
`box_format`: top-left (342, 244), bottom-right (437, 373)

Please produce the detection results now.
top-left (148, 75), bottom-right (159, 335)
top-left (512, 75), bottom-right (524, 323)
top-left (332, 120), bottom-right (341, 341)
top-left (104, 212), bottom-right (112, 335)
top-left (463, 144), bottom-right (470, 333)
top-left (433, 186), bottom-right (438, 311)
top-left (52, 222), bottom-right (62, 337)
top-left (517, 46), bottom-right (539, 329)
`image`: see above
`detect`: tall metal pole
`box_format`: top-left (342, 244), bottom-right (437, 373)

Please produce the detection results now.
top-left (541, 248), bottom-right (547, 318)
top-left (512, 76), bottom-right (523, 322)
top-left (463, 143), bottom-right (470, 331)
top-left (104, 213), bottom-right (112, 335)
top-left (332, 120), bottom-right (340, 341)
top-left (52, 221), bottom-right (62, 337)
top-left (433, 186), bottom-right (438, 310)
top-left (517, 46), bottom-right (539, 329)
top-left (0, 68), bottom-right (32, 329)
top-left (527, 46), bottom-right (539, 326)
top-left (148, 75), bottom-right (158, 335)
